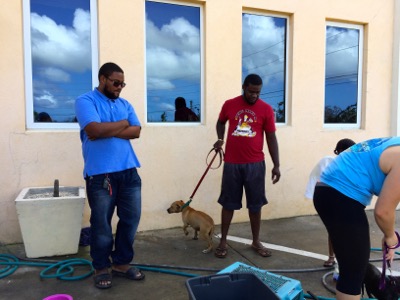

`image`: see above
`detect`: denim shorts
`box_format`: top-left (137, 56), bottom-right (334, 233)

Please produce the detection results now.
top-left (218, 161), bottom-right (267, 212)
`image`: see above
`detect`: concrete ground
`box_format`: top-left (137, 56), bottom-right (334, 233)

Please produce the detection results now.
top-left (0, 210), bottom-right (396, 300)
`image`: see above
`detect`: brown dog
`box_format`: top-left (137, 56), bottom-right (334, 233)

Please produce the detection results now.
top-left (167, 200), bottom-right (214, 253)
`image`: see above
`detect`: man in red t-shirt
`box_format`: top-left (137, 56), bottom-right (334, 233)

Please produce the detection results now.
top-left (213, 74), bottom-right (280, 258)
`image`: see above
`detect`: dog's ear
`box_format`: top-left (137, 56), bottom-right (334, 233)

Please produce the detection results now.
top-left (177, 201), bottom-right (184, 210)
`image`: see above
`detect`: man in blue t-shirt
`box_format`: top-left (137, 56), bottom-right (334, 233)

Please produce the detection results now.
top-left (75, 62), bottom-right (144, 289)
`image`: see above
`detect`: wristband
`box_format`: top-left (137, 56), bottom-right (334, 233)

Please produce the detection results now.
top-left (218, 139), bottom-right (224, 142)
top-left (385, 231), bottom-right (400, 249)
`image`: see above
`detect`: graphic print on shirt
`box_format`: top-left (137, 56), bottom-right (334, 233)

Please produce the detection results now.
top-left (351, 137), bottom-right (391, 153)
top-left (232, 109), bottom-right (257, 137)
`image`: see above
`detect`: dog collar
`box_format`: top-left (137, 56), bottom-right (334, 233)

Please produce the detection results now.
top-left (181, 199), bottom-right (192, 210)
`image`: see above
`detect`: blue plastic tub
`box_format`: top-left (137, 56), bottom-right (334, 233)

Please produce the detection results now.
top-left (186, 272), bottom-right (280, 300)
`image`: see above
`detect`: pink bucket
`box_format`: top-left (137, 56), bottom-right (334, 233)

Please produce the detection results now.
top-left (43, 294), bottom-right (73, 300)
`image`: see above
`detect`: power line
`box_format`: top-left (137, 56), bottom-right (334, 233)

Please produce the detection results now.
top-left (242, 39), bottom-right (284, 59)
top-left (326, 44), bottom-right (358, 55)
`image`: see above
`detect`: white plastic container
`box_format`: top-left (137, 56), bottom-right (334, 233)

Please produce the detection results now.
top-left (15, 186), bottom-right (85, 258)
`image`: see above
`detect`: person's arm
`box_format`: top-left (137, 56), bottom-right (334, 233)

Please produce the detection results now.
top-left (213, 120), bottom-right (226, 149)
top-left (84, 120), bottom-right (129, 141)
top-left (265, 131), bottom-right (280, 184)
top-left (375, 146), bottom-right (400, 261)
top-left (115, 126), bottom-right (141, 140)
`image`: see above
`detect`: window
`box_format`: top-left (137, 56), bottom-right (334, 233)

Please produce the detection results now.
top-left (23, 0), bottom-right (98, 129)
top-left (145, 1), bottom-right (202, 123)
top-left (324, 22), bottom-right (363, 127)
top-left (242, 13), bottom-right (288, 124)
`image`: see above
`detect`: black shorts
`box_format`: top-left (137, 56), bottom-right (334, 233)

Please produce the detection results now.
top-left (218, 161), bottom-right (267, 213)
top-left (314, 183), bottom-right (370, 295)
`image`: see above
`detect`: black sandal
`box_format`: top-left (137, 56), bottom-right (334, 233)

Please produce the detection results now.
top-left (93, 272), bottom-right (112, 289)
top-left (323, 256), bottom-right (336, 267)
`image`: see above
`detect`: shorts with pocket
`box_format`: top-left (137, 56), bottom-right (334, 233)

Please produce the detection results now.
top-left (217, 161), bottom-right (268, 213)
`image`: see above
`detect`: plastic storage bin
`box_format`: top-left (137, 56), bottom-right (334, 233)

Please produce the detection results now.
top-left (186, 272), bottom-right (280, 300)
top-left (218, 262), bottom-right (304, 300)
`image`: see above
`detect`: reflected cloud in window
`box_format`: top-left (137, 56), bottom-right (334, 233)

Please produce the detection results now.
top-left (324, 23), bottom-right (363, 126)
top-left (145, 1), bottom-right (202, 123)
top-left (242, 13), bottom-right (288, 124)
top-left (24, 0), bottom-right (97, 128)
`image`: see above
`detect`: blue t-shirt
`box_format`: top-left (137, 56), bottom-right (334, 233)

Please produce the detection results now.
top-left (75, 88), bottom-right (141, 177)
top-left (320, 137), bottom-right (400, 206)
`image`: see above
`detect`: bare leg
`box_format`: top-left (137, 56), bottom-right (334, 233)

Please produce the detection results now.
top-left (249, 210), bottom-right (262, 247)
top-left (328, 236), bottom-right (335, 257)
top-left (324, 235), bottom-right (336, 266)
top-left (336, 290), bottom-right (360, 300)
top-left (217, 208), bottom-right (234, 249)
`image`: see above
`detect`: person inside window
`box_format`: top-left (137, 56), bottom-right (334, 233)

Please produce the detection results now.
top-left (36, 112), bottom-right (52, 122)
top-left (174, 97), bottom-right (199, 122)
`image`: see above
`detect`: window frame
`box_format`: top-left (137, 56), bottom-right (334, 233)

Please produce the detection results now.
top-left (323, 21), bottom-right (364, 129)
top-left (22, 0), bottom-right (99, 130)
top-left (144, 0), bottom-right (204, 126)
top-left (242, 10), bottom-right (290, 126)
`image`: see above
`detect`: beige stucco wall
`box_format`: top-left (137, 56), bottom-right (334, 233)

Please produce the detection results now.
top-left (0, 0), bottom-right (396, 244)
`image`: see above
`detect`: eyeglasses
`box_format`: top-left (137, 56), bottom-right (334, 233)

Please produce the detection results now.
top-left (106, 77), bottom-right (126, 88)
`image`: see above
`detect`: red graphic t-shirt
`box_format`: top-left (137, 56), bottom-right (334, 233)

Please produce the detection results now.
top-left (219, 95), bottom-right (276, 163)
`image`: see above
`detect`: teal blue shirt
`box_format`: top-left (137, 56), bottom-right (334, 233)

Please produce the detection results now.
top-left (320, 137), bottom-right (400, 206)
top-left (75, 88), bottom-right (141, 177)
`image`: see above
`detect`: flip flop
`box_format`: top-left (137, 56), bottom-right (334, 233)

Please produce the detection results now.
top-left (214, 246), bottom-right (228, 258)
top-left (112, 267), bottom-right (145, 281)
top-left (323, 259), bottom-right (336, 267)
top-left (251, 245), bottom-right (272, 257)
top-left (93, 273), bottom-right (112, 289)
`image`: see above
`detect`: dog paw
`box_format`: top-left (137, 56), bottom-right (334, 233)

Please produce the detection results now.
top-left (202, 248), bottom-right (212, 254)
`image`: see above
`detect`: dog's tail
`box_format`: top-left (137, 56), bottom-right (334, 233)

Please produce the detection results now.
top-left (209, 223), bottom-right (215, 241)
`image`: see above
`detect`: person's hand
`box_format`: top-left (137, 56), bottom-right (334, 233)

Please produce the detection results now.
top-left (87, 134), bottom-right (97, 141)
top-left (213, 139), bottom-right (224, 150)
top-left (271, 166), bottom-right (280, 184)
top-left (383, 234), bottom-right (399, 263)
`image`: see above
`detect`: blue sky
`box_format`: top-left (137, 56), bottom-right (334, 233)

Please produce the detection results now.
top-left (242, 13), bottom-right (287, 115)
top-left (325, 26), bottom-right (360, 110)
top-left (29, 1), bottom-right (358, 123)
top-left (145, 1), bottom-right (201, 122)
top-left (30, 0), bottom-right (92, 122)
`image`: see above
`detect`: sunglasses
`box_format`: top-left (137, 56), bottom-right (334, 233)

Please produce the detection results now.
top-left (106, 77), bottom-right (126, 88)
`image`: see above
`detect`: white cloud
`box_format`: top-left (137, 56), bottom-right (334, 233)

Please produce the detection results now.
top-left (326, 27), bottom-right (359, 79)
top-left (30, 8), bottom-right (91, 73)
top-left (147, 75), bottom-right (176, 90)
top-left (40, 67), bottom-right (71, 82)
top-left (34, 90), bottom-right (57, 108)
top-left (63, 97), bottom-right (77, 108)
top-left (242, 14), bottom-right (285, 85)
top-left (146, 17), bottom-right (200, 90)
top-left (158, 102), bottom-right (175, 111)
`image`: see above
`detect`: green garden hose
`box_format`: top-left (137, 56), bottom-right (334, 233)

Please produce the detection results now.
top-left (0, 253), bottom-right (93, 281)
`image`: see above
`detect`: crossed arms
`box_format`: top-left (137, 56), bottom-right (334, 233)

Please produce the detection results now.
top-left (84, 120), bottom-right (141, 141)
